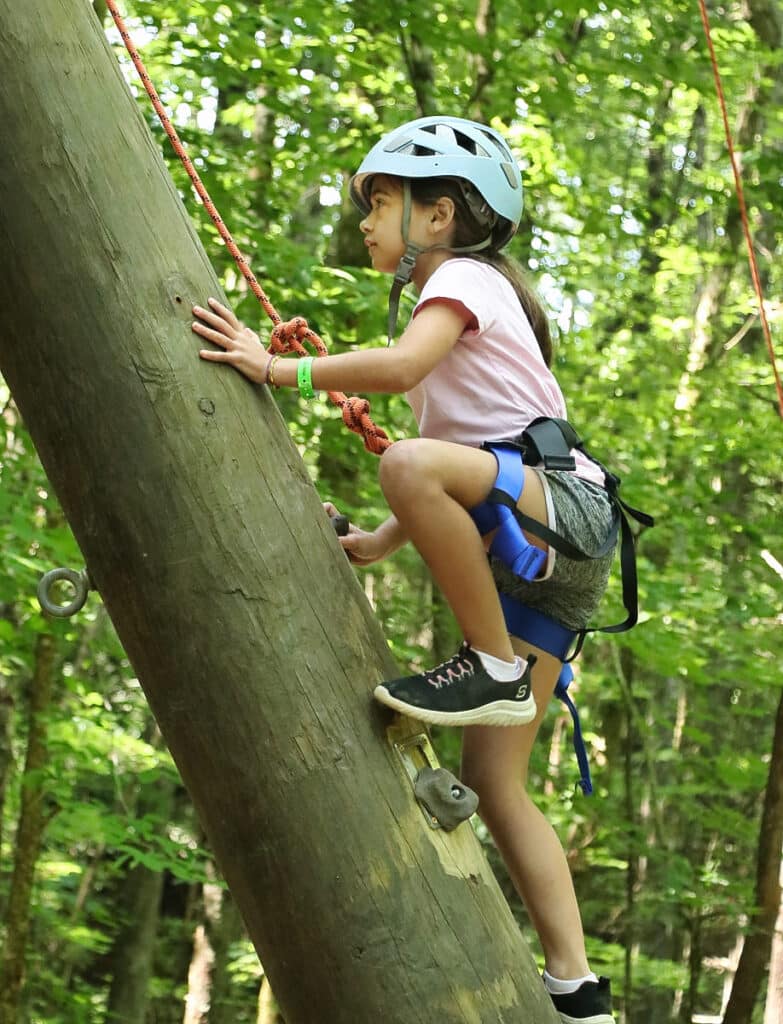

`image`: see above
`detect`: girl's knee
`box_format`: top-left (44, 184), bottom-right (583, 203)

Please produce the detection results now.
top-left (379, 438), bottom-right (427, 498)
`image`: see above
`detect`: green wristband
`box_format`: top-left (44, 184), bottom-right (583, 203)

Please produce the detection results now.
top-left (297, 356), bottom-right (316, 400)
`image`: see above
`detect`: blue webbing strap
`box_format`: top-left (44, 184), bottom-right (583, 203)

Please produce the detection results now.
top-left (499, 593), bottom-right (593, 796)
top-left (470, 447), bottom-right (547, 581)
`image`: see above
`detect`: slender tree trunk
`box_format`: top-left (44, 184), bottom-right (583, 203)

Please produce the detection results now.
top-left (619, 646), bottom-right (637, 1024)
top-left (183, 922), bottom-right (213, 1024)
top-left (106, 863), bottom-right (167, 1024)
top-left (203, 887), bottom-right (247, 1024)
top-left (764, 856), bottom-right (783, 1024)
top-left (182, 877), bottom-right (248, 1024)
top-left (0, 4), bottom-right (556, 1021)
top-left (257, 976), bottom-right (281, 1024)
top-left (0, 685), bottom-right (13, 859)
top-left (723, 691), bottom-right (783, 1024)
top-left (399, 28), bottom-right (436, 117)
top-left (469, 0), bottom-right (496, 118)
top-left (679, 913), bottom-right (703, 1024)
top-left (0, 634), bottom-right (56, 1024)
top-left (106, 745), bottom-right (175, 1022)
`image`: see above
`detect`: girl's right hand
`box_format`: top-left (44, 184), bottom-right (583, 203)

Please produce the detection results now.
top-left (193, 298), bottom-right (270, 383)
top-left (322, 502), bottom-right (388, 567)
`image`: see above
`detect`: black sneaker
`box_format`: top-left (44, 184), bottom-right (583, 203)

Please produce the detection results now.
top-left (373, 644), bottom-right (537, 727)
top-left (549, 977), bottom-right (615, 1024)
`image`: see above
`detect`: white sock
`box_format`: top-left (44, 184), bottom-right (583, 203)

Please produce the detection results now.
top-left (473, 647), bottom-right (526, 682)
top-left (543, 970), bottom-right (599, 995)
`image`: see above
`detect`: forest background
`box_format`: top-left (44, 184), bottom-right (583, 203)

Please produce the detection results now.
top-left (1, 0), bottom-right (782, 1022)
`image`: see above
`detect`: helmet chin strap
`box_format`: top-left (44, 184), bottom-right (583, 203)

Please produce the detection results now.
top-left (386, 181), bottom-right (495, 344)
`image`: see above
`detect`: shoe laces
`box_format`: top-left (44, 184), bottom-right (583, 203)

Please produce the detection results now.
top-left (422, 648), bottom-right (475, 690)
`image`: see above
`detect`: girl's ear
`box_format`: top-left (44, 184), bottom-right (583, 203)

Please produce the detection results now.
top-left (429, 196), bottom-right (456, 237)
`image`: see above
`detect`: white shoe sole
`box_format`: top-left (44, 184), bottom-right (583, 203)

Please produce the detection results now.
top-left (557, 1012), bottom-right (615, 1024)
top-left (373, 686), bottom-right (537, 727)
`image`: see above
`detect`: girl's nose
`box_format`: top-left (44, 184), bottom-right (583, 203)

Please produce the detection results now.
top-left (359, 213), bottom-right (371, 233)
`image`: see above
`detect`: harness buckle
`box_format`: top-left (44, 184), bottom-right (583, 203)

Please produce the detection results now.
top-left (488, 503), bottom-right (547, 581)
top-left (540, 453), bottom-right (577, 472)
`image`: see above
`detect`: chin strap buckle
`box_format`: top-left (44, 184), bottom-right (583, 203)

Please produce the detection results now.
top-left (387, 245), bottom-right (423, 344)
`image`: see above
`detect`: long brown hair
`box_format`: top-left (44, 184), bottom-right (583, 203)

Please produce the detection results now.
top-left (408, 176), bottom-right (553, 367)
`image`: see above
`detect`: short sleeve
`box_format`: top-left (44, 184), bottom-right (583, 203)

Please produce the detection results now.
top-left (412, 260), bottom-right (494, 335)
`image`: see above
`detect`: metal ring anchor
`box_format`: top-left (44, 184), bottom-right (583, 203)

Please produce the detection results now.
top-left (37, 568), bottom-right (92, 618)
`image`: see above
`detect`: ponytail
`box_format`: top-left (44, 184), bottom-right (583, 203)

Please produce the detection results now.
top-left (466, 252), bottom-right (553, 368)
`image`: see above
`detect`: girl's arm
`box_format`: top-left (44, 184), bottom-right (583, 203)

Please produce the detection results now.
top-left (192, 296), bottom-right (470, 394)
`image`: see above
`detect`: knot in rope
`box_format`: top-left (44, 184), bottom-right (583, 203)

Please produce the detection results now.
top-left (342, 397), bottom-right (391, 456)
top-left (270, 316), bottom-right (314, 354)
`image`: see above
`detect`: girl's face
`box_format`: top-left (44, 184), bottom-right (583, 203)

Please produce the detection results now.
top-left (359, 175), bottom-right (429, 273)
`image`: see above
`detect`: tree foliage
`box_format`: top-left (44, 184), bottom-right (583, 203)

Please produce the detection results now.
top-left (1, 0), bottom-right (782, 1020)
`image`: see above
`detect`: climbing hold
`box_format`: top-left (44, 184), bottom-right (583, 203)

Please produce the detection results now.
top-left (37, 568), bottom-right (92, 617)
top-left (331, 514), bottom-right (350, 537)
top-left (413, 767), bottom-right (479, 831)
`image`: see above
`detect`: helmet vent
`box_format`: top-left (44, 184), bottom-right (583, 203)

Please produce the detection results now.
top-left (501, 162), bottom-right (519, 189)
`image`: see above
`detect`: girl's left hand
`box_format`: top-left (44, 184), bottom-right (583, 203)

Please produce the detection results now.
top-left (192, 297), bottom-right (270, 384)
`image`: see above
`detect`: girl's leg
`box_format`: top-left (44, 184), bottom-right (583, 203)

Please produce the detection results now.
top-left (379, 438), bottom-right (548, 664)
top-left (460, 640), bottom-right (591, 979)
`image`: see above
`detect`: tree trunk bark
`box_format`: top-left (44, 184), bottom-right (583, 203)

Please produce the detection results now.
top-left (182, 922), bottom-right (213, 1024)
top-left (181, 876), bottom-right (249, 1024)
top-left (107, 735), bottom-right (175, 1022)
top-left (764, 857), bottom-right (783, 1024)
top-left (0, 634), bottom-right (56, 1024)
top-left (106, 863), bottom-right (167, 1024)
top-left (723, 691), bottom-right (783, 1024)
top-left (257, 976), bottom-right (282, 1024)
top-left (202, 886), bottom-right (247, 1024)
top-left (0, 685), bottom-right (13, 859)
top-left (0, 4), bottom-right (555, 1022)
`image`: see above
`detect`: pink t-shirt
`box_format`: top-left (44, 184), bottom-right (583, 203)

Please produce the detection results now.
top-left (405, 259), bottom-right (604, 486)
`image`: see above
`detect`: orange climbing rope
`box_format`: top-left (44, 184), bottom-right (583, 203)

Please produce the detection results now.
top-left (698, 0), bottom-right (783, 420)
top-left (105, 0), bottom-right (390, 455)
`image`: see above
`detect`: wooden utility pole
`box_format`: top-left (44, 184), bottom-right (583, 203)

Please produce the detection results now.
top-left (0, 3), bottom-right (556, 1021)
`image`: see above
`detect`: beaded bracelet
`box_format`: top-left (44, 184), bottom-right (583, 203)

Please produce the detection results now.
top-left (297, 356), bottom-right (316, 400)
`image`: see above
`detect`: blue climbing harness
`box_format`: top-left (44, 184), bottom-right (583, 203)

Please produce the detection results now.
top-left (468, 417), bottom-right (654, 795)
top-left (469, 445), bottom-right (548, 582)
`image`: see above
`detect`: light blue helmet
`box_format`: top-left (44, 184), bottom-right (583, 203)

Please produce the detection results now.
top-left (350, 117), bottom-right (523, 340)
top-left (350, 116), bottom-right (523, 249)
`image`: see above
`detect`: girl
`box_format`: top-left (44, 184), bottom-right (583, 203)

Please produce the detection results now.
top-left (192, 116), bottom-right (618, 1024)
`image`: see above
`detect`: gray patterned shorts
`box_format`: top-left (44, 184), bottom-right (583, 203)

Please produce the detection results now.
top-left (491, 471), bottom-right (617, 632)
